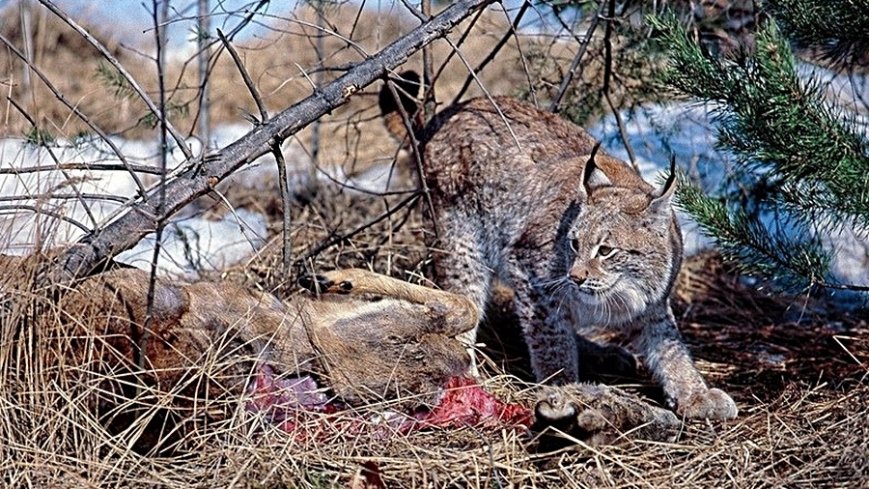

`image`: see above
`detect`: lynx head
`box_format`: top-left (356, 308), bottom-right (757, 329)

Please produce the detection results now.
top-left (564, 147), bottom-right (681, 321)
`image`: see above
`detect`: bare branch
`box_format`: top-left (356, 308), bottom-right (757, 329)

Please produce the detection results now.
top-left (139, 0), bottom-right (172, 374)
top-left (549, 1), bottom-right (606, 113)
top-left (296, 192), bottom-right (421, 265)
top-left (0, 204), bottom-right (91, 233)
top-left (216, 29), bottom-right (269, 123)
top-left (0, 163), bottom-right (165, 175)
top-left (451, 0), bottom-right (531, 105)
top-left (601, 0), bottom-right (638, 170)
top-left (37, 0), bottom-right (194, 161)
top-left (0, 34), bottom-right (149, 198)
top-left (216, 27), bottom-right (293, 275)
top-left (43, 0), bottom-right (498, 283)
top-left (0, 193), bottom-right (130, 204)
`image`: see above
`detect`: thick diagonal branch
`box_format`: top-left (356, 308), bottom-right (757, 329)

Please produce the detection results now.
top-left (43, 0), bottom-right (497, 284)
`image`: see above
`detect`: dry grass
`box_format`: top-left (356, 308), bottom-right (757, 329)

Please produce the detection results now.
top-left (2, 181), bottom-right (866, 488)
top-left (1, 2), bottom-right (867, 488)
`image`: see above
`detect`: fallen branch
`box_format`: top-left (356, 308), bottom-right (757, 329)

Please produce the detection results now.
top-left (42, 0), bottom-right (497, 284)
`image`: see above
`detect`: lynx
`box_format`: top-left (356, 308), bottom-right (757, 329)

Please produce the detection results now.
top-left (381, 73), bottom-right (737, 419)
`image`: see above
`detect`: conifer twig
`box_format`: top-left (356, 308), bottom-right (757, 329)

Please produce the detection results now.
top-left (37, 0), bottom-right (193, 161)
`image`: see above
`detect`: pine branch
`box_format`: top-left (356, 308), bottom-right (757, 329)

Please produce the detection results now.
top-left (652, 13), bottom-right (869, 290)
top-left (767, 0), bottom-right (869, 68)
top-left (675, 175), bottom-right (830, 288)
top-left (651, 14), bottom-right (869, 227)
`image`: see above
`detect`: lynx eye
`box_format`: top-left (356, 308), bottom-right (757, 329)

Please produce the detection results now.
top-left (570, 238), bottom-right (581, 253)
top-left (596, 245), bottom-right (617, 259)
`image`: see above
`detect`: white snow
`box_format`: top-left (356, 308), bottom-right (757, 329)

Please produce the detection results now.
top-left (0, 121), bottom-right (411, 279)
top-left (0, 131), bottom-right (269, 278)
top-left (115, 207), bottom-right (267, 279)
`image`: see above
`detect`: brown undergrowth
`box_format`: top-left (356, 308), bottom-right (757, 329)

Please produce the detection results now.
top-left (1, 2), bottom-right (867, 487)
top-left (3, 181), bottom-right (866, 488)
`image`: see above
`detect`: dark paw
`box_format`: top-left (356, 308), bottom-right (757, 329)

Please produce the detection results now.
top-left (576, 338), bottom-right (637, 382)
top-left (677, 388), bottom-right (738, 420)
top-left (298, 275), bottom-right (353, 294)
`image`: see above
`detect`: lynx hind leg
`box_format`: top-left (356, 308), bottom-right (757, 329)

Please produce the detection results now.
top-left (430, 229), bottom-right (495, 375)
top-left (534, 384), bottom-right (680, 446)
top-left (634, 305), bottom-right (737, 420)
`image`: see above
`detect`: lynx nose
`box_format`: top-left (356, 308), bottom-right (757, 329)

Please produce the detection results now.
top-left (569, 266), bottom-right (588, 286)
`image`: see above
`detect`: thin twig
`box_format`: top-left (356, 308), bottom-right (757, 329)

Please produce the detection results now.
top-left (600, 0), bottom-right (638, 170)
top-left (0, 163), bottom-right (165, 175)
top-left (140, 0), bottom-right (171, 374)
top-left (421, 0), bottom-right (435, 119)
top-left (0, 204), bottom-right (90, 233)
top-left (445, 37), bottom-right (521, 148)
top-left (604, 92), bottom-right (638, 170)
top-left (0, 35), bottom-right (148, 198)
top-left (385, 80), bottom-right (438, 237)
top-left (431, 7), bottom-right (487, 89)
top-left (216, 27), bottom-right (292, 274)
top-left (273, 141), bottom-right (293, 274)
top-left (37, 0), bottom-right (193, 161)
top-left (451, 0), bottom-right (531, 106)
top-left (216, 29), bottom-right (268, 122)
top-left (0, 193), bottom-right (130, 204)
top-left (295, 192), bottom-right (420, 265)
top-left (507, 2), bottom-right (538, 106)
top-left (309, 3), bottom-right (326, 198)
top-left (196, 0), bottom-right (211, 148)
top-left (549, 1), bottom-right (607, 113)
top-left (6, 97), bottom-right (98, 228)
top-left (165, 0), bottom-right (271, 126)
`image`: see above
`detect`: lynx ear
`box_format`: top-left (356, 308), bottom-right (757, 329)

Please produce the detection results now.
top-left (649, 156), bottom-right (678, 213)
top-left (580, 142), bottom-right (611, 197)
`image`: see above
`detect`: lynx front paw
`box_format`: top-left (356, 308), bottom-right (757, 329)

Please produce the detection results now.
top-left (677, 388), bottom-right (738, 420)
top-left (298, 274), bottom-right (353, 294)
top-left (534, 384), bottom-right (680, 446)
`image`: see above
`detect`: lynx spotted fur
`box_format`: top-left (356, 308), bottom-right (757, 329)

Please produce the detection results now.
top-left (381, 75), bottom-right (736, 419)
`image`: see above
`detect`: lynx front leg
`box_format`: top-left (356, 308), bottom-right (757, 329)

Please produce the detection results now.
top-left (507, 260), bottom-right (579, 385)
top-left (428, 226), bottom-right (496, 376)
top-left (634, 303), bottom-right (737, 420)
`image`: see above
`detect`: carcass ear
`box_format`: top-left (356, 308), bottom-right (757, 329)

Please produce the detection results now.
top-left (650, 156), bottom-right (677, 213)
top-left (580, 142), bottom-right (611, 198)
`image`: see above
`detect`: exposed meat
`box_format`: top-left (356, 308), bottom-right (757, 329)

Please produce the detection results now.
top-left (244, 365), bottom-right (532, 439)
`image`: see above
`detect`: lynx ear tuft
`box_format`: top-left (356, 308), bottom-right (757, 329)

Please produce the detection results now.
top-left (580, 142), bottom-right (611, 197)
top-left (650, 156), bottom-right (678, 212)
